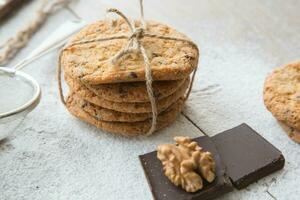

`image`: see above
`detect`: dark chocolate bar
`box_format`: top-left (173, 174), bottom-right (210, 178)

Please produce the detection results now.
top-left (212, 123), bottom-right (285, 189)
top-left (139, 136), bottom-right (233, 200)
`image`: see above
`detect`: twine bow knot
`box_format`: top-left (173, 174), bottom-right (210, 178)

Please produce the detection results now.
top-left (110, 27), bottom-right (145, 64)
top-left (58, 0), bottom-right (199, 136)
top-left (131, 28), bottom-right (144, 39)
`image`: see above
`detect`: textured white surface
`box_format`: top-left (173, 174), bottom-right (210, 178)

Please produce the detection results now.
top-left (1, 0), bottom-right (300, 199)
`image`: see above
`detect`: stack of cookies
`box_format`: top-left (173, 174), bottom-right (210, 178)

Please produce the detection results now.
top-left (264, 61), bottom-right (300, 143)
top-left (60, 19), bottom-right (199, 136)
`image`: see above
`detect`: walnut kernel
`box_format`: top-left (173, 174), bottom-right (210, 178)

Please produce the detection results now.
top-left (157, 136), bottom-right (216, 192)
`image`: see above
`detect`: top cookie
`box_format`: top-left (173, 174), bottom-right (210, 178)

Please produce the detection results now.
top-left (263, 61), bottom-right (300, 130)
top-left (61, 19), bottom-right (199, 85)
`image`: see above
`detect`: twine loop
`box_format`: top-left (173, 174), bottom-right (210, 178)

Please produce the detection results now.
top-left (108, 6), bottom-right (147, 66)
top-left (130, 28), bottom-right (144, 39)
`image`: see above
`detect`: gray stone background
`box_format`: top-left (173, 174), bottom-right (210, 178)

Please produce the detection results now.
top-left (0, 0), bottom-right (299, 199)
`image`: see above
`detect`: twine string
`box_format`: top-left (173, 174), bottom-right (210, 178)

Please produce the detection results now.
top-left (58, 0), bottom-right (199, 135)
top-left (106, 6), bottom-right (158, 135)
top-left (139, 0), bottom-right (146, 29)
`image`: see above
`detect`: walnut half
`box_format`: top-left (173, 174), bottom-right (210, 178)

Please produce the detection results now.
top-left (157, 136), bottom-right (216, 192)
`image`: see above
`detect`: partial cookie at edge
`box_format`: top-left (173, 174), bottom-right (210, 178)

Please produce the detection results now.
top-left (263, 61), bottom-right (300, 130)
top-left (278, 121), bottom-right (300, 144)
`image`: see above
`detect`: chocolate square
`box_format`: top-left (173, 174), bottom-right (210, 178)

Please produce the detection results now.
top-left (212, 123), bottom-right (285, 189)
top-left (139, 136), bottom-right (233, 200)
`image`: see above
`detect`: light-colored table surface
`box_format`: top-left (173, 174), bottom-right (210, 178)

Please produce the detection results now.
top-left (1, 0), bottom-right (299, 199)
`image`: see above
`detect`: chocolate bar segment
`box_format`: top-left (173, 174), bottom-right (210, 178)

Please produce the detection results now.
top-left (139, 136), bottom-right (233, 200)
top-left (212, 123), bottom-right (285, 189)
